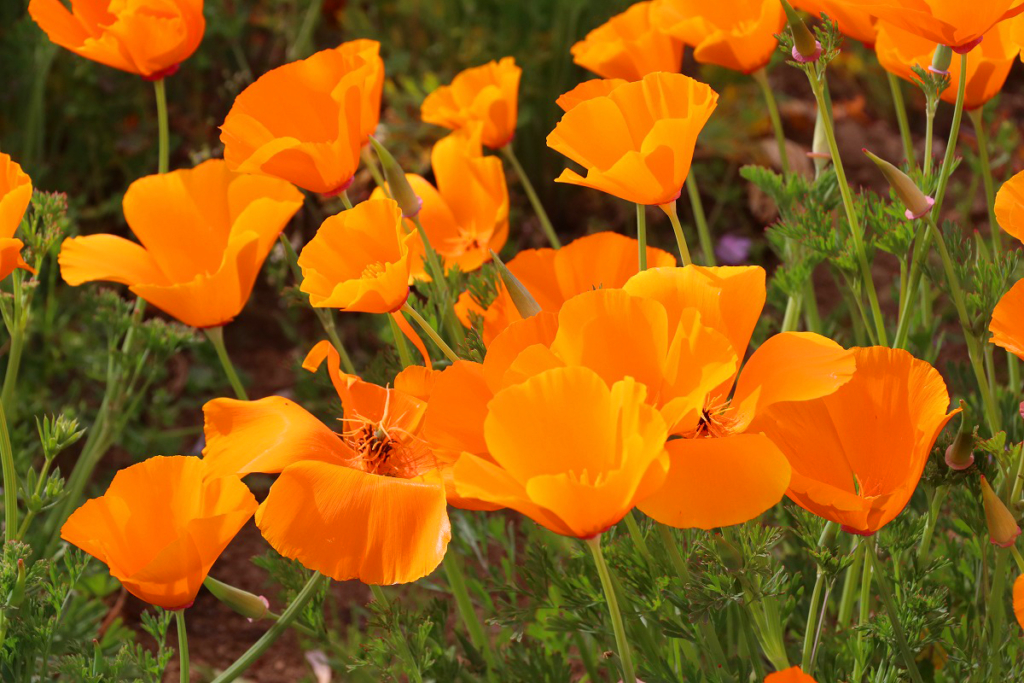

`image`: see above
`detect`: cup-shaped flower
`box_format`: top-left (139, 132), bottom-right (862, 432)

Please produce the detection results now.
top-left (652, 0), bottom-right (786, 74)
top-left (0, 153), bottom-right (35, 282)
top-left (792, 0), bottom-right (878, 45)
top-left (556, 79), bottom-right (628, 112)
top-left (28, 0), bottom-right (204, 79)
top-left (60, 456), bottom-right (257, 609)
top-left (59, 159), bottom-right (302, 328)
top-left (765, 667), bottom-right (820, 683)
top-left (547, 72), bottom-right (718, 206)
top-left (220, 41), bottom-right (384, 195)
top-left (202, 342), bottom-right (451, 585)
top-left (751, 347), bottom-right (959, 535)
top-left (298, 198), bottom-right (415, 313)
top-left (420, 57), bottom-right (521, 149)
top-left (839, 0), bottom-right (1024, 52)
top-left (570, 2), bottom-right (684, 80)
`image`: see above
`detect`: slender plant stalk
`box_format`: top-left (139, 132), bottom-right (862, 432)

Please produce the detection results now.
top-left (339, 191), bottom-right (354, 211)
top-left (923, 94), bottom-right (937, 177)
top-left (918, 485), bottom-right (948, 563)
top-left (388, 314), bottom-right (414, 368)
top-left (401, 303), bottom-right (459, 363)
top-left (753, 68), bottom-right (790, 176)
top-left (658, 523), bottom-right (690, 583)
top-left (663, 202), bottom-right (692, 265)
top-left (0, 397), bottom-right (17, 542)
top-left (1011, 545), bottom-right (1024, 573)
top-left (837, 536), bottom-right (864, 625)
top-left (636, 204), bottom-right (648, 271)
top-left (2, 271), bottom-right (27, 416)
top-left (866, 540), bottom-right (926, 683)
top-left (887, 72), bottom-right (916, 171)
top-left (205, 327), bottom-right (248, 401)
top-left (802, 279), bottom-right (822, 333)
top-left (444, 554), bottom-right (500, 679)
top-left (781, 293), bottom-right (803, 333)
top-left (411, 215), bottom-right (465, 345)
top-left (623, 511), bottom-right (653, 564)
top-left (801, 522), bottom-right (838, 672)
top-left (154, 79), bottom-right (170, 174)
top-left (586, 535), bottom-right (636, 683)
top-left (968, 108), bottom-right (1002, 253)
top-left (287, 0), bottom-right (323, 60)
top-left (370, 584), bottom-right (424, 683)
top-left (500, 146), bottom-right (561, 248)
top-left (362, 146), bottom-right (390, 195)
top-left (175, 610), bottom-right (190, 683)
top-left (686, 174), bottom-right (715, 265)
top-left (852, 537), bottom-right (874, 681)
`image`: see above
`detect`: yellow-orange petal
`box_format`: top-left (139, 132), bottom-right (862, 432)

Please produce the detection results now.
top-left (420, 57), bottom-right (521, 149)
top-left (556, 79), bottom-right (628, 112)
top-left (0, 153), bottom-right (32, 240)
top-left (793, 0), bottom-right (878, 45)
top-left (995, 170), bottom-right (1024, 245)
top-left (1014, 574), bottom-right (1024, 631)
top-left (58, 234), bottom-right (168, 288)
top-left (0, 238), bottom-right (34, 282)
top-left (423, 360), bottom-right (492, 457)
top-left (570, 1), bottom-right (684, 80)
top-left (990, 278), bottom-right (1024, 360)
top-left (765, 666), bottom-right (820, 683)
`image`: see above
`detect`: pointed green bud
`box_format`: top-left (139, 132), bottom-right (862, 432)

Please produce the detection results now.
top-left (781, 0), bottom-right (821, 63)
top-left (944, 401), bottom-right (975, 471)
top-left (9, 559), bottom-right (27, 608)
top-left (980, 475), bottom-right (1021, 548)
top-left (369, 136), bottom-right (423, 218)
top-left (203, 576), bottom-right (270, 622)
top-left (490, 250), bottom-right (541, 318)
top-left (930, 45), bottom-right (953, 75)
top-left (807, 105), bottom-right (831, 177)
top-left (862, 149), bottom-right (935, 219)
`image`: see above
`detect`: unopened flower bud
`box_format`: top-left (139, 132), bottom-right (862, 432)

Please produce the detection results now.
top-left (9, 559), bottom-right (27, 608)
top-left (930, 45), bottom-right (953, 75)
top-left (490, 250), bottom-right (542, 318)
top-left (369, 137), bottom-right (423, 219)
top-left (980, 475), bottom-right (1021, 548)
top-left (863, 149), bottom-right (935, 219)
top-left (807, 105), bottom-right (831, 176)
top-left (781, 0), bottom-right (822, 63)
top-left (944, 401), bottom-right (975, 471)
top-left (203, 576), bottom-right (270, 621)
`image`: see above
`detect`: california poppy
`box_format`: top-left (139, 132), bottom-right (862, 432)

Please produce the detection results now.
top-left (61, 456), bottom-right (257, 609)
top-left (750, 347), bottom-right (958, 535)
top-left (454, 231), bottom-right (675, 345)
top-left (0, 153), bottom-right (35, 282)
top-left (556, 79), bottom-right (628, 112)
top-left (220, 41), bottom-right (384, 195)
top-left (547, 72), bottom-right (718, 206)
top-left (59, 159), bottom-right (303, 328)
top-left (990, 171), bottom-right (1024, 359)
top-left (28, 0), bottom-right (204, 79)
top-left (298, 197), bottom-right (415, 313)
top-left (792, 0), bottom-right (878, 45)
top-left (1014, 574), bottom-right (1024, 630)
top-left (876, 20), bottom-right (1020, 110)
top-left (202, 341), bottom-right (451, 585)
top-left (765, 667), bottom-right (819, 683)
top-left (570, 2), bottom-right (684, 80)
top-left (652, 0), bottom-right (786, 74)
top-left (420, 57), bottom-right (521, 149)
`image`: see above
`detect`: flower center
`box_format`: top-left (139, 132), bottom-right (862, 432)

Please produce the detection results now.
top-left (361, 261), bottom-right (386, 279)
top-left (338, 391), bottom-right (434, 479)
top-left (684, 395), bottom-right (740, 439)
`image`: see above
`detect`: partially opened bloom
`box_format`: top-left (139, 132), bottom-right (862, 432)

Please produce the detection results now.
top-left (298, 197), bottom-right (415, 313)
top-left (220, 41), bottom-right (384, 195)
top-left (547, 72), bottom-right (718, 206)
top-left (765, 667), bottom-right (819, 683)
top-left (59, 159), bottom-right (302, 328)
top-left (421, 57), bottom-right (521, 149)
top-left (793, 0), bottom-right (878, 45)
top-left (28, 0), bottom-right (204, 79)
top-left (839, 0), bottom-right (1024, 52)
top-left (570, 2), bottom-right (684, 80)
top-left (751, 347), bottom-right (958, 535)
top-left (0, 153), bottom-right (35, 282)
top-left (652, 0), bottom-right (786, 74)
top-left (990, 172), bottom-right (1024, 359)
top-left (61, 456), bottom-right (257, 609)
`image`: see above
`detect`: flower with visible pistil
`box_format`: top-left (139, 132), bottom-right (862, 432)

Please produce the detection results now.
top-left (570, 1), bottom-right (684, 80)
top-left (0, 153), bottom-right (35, 282)
top-left (420, 57), bottom-right (521, 149)
top-left (58, 159), bottom-right (302, 328)
top-left (839, 0), bottom-right (1024, 52)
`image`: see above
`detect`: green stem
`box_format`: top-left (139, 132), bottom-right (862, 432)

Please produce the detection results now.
top-left (918, 484), bottom-right (948, 563)
top-left (175, 610), bottom-right (189, 683)
top-left (753, 68), bottom-right (790, 176)
top-left (154, 79), bottom-right (170, 174)
top-left (411, 215), bottom-right (464, 345)
top-left (1011, 545), bottom-right (1024, 573)
top-left (801, 522), bottom-right (838, 672)
top-left (933, 56), bottom-right (969, 217)
top-left (636, 204), bottom-right (647, 271)
top-left (866, 540), bottom-right (926, 683)
top-left (686, 173), bottom-right (715, 265)
top-left (781, 292), bottom-right (803, 333)
top-left (205, 327), bottom-right (248, 401)
top-left (339, 191), bottom-right (354, 210)
top-left (852, 537), bottom-right (873, 682)
top-left (585, 536), bottom-right (636, 682)
top-left (444, 554), bottom-right (499, 678)
top-left (803, 278), bottom-right (822, 333)
top-left (657, 524), bottom-right (690, 583)
top-left (663, 202), bottom-right (692, 266)
top-left (923, 95), bottom-right (937, 178)
top-left (362, 146), bottom-right (390, 195)
top-left (968, 108), bottom-right (1002, 254)
top-left (623, 511), bottom-right (653, 565)
top-left (371, 584), bottom-right (424, 683)
top-left (500, 146), bottom-right (561, 249)
top-left (837, 537), bottom-right (864, 626)
top-left (388, 314), bottom-right (414, 369)
top-left (287, 0), bottom-right (323, 60)
top-left (2, 271), bottom-right (27, 417)
top-left (887, 71), bottom-right (916, 172)
top-left (402, 303), bottom-right (459, 363)
top-left (0, 398), bottom-right (16, 542)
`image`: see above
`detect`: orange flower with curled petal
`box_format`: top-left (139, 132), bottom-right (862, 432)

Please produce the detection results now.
top-left (220, 41), bottom-right (384, 195)
top-left (0, 153), bottom-right (35, 282)
top-left (652, 0), bottom-right (786, 74)
top-left (570, 2), bottom-right (684, 80)
top-left (298, 198), bottom-right (415, 313)
top-left (61, 456), bottom-right (257, 609)
top-left (58, 159), bottom-right (302, 328)
top-left (202, 341), bottom-right (451, 585)
top-left (547, 72), bottom-right (718, 206)
top-left (556, 79), bottom-right (628, 112)
top-left (421, 57), bottom-right (521, 149)
top-left (28, 0), bottom-right (204, 79)
top-left (750, 347), bottom-right (958, 535)
top-left (793, 0), bottom-right (878, 45)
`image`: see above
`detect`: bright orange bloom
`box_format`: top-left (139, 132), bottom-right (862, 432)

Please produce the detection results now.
top-left (652, 0), bottom-right (786, 74)
top-left (370, 126), bottom-right (508, 276)
top-left (839, 0), bottom-right (1024, 52)
top-left (59, 159), bottom-right (302, 328)
top-left (570, 1), bottom-right (684, 80)
top-left (298, 197), bottom-right (415, 313)
top-left (454, 232), bottom-right (675, 345)
top-left (28, 0), bottom-right (204, 79)
top-left (751, 347), bottom-right (958, 535)
top-left (765, 667), bottom-right (820, 683)
top-left (203, 341), bottom-right (450, 585)
top-left (990, 171), bottom-right (1024, 359)
top-left (547, 72), bottom-right (718, 206)
top-left (0, 153), bottom-right (35, 282)
top-left (556, 79), bottom-right (628, 112)
top-left (1015, 574), bottom-right (1024, 630)
top-left (793, 0), bottom-right (878, 44)
top-left (876, 20), bottom-right (1020, 110)
top-left (420, 57), bottom-right (521, 149)
top-left (61, 456), bottom-right (257, 609)
top-left (220, 41), bottom-right (384, 195)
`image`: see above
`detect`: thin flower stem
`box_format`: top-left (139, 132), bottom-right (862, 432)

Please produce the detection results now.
top-left (585, 535), bottom-right (636, 683)
top-left (801, 522), bottom-right (838, 673)
top-left (781, 292), bottom-right (803, 333)
top-left (388, 313), bottom-right (414, 369)
top-left (686, 173), bottom-right (716, 265)
top-left (411, 215), bottom-right (465, 345)
top-left (340, 191), bottom-right (354, 210)
top-left (663, 202), bottom-right (692, 266)
top-left (370, 584), bottom-right (424, 683)
top-left (803, 279), bottom-right (822, 333)
top-left (205, 327), bottom-right (248, 401)
top-left (866, 539), bottom-right (926, 683)
top-left (0, 397), bottom-right (17, 542)
top-left (657, 523), bottom-right (691, 583)
top-left (753, 68), bottom-right (790, 176)
top-left (443, 554), bottom-right (500, 680)
top-left (968, 108), bottom-right (1002, 254)
top-left (2, 271), bottom-right (27, 417)
top-left (286, 0), bottom-right (322, 60)
top-left (623, 511), bottom-right (654, 564)
top-left (837, 536), bottom-right (863, 625)
top-left (918, 484), bottom-right (948, 563)
top-left (401, 303), bottom-right (459, 363)
top-left (851, 537), bottom-right (873, 682)
top-left (887, 72), bottom-right (916, 172)
top-left (175, 610), bottom-right (189, 683)
top-left (154, 79), bottom-right (170, 174)
top-left (362, 146), bottom-right (390, 195)
top-left (500, 145), bottom-right (561, 248)
top-left (923, 95), bottom-right (937, 177)
top-left (1011, 544), bottom-right (1024, 573)
top-left (636, 204), bottom-right (647, 271)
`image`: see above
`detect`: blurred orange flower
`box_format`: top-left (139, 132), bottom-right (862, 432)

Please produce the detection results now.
top-left (570, 1), bottom-right (684, 80)
top-left (547, 72), bottom-right (718, 206)
top-left (59, 159), bottom-right (302, 328)
top-left (839, 0), bottom-right (1024, 52)
top-left (28, 0), bottom-right (204, 79)
top-left (61, 456), bottom-right (257, 609)
top-left (991, 171), bottom-right (1024, 359)
top-left (420, 57), bottom-right (521, 149)
top-left (0, 153), bottom-right (35, 282)
top-left (876, 20), bottom-right (1020, 110)
top-left (751, 347), bottom-right (958, 535)
top-left (652, 0), bottom-right (786, 74)
top-left (556, 79), bottom-right (628, 112)
top-left (298, 197), bottom-right (415, 313)
top-left (220, 40), bottom-right (384, 195)
top-left (793, 0), bottom-right (878, 45)
top-left (203, 341), bottom-right (450, 585)
top-left (765, 667), bottom-right (819, 682)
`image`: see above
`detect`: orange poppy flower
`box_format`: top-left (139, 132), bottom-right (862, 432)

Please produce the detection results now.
top-left (765, 667), bottom-right (819, 683)
top-left (838, 0), bottom-right (1024, 52)
top-left (220, 41), bottom-right (384, 195)
top-left (202, 341), bottom-right (450, 585)
top-left (0, 153), bottom-right (35, 282)
top-left (792, 0), bottom-right (878, 45)
top-left (420, 57), bottom-right (521, 149)
top-left (556, 79), bottom-right (628, 112)
top-left (547, 72), bottom-right (718, 206)
top-left (370, 126), bottom-right (508, 276)
top-left (570, 1), bottom-right (684, 80)
top-left (61, 455), bottom-right (257, 609)
top-left (876, 20), bottom-right (1020, 110)
top-left (751, 347), bottom-right (958, 535)
top-left (58, 159), bottom-right (302, 328)
top-left (454, 231), bottom-right (676, 345)
top-left (990, 171), bottom-right (1024, 359)
top-left (298, 197), bottom-right (415, 313)
top-left (1015, 574), bottom-right (1024, 631)
top-left (652, 0), bottom-right (786, 74)
top-left (28, 0), bottom-right (204, 79)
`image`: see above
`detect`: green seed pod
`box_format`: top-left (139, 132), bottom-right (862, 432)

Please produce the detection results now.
top-left (862, 148), bottom-right (935, 219)
top-left (369, 136), bottom-right (423, 218)
top-left (490, 250), bottom-right (541, 318)
top-left (203, 576), bottom-right (270, 621)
